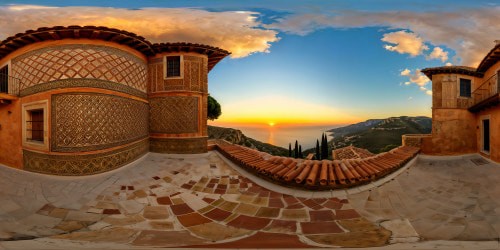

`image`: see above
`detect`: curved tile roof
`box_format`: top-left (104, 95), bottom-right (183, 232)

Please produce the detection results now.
top-left (333, 145), bottom-right (375, 160)
top-left (214, 140), bottom-right (419, 190)
top-left (0, 26), bottom-right (230, 71)
top-left (477, 43), bottom-right (500, 73)
top-left (421, 66), bottom-right (482, 78)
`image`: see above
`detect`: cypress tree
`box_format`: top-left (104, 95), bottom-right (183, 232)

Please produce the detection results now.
top-left (315, 139), bottom-right (321, 160)
top-left (288, 143), bottom-right (292, 157)
top-left (321, 133), bottom-right (328, 159)
top-left (299, 145), bottom-right (303, 159)
top-left (294, 140), bottom-right (299, 159)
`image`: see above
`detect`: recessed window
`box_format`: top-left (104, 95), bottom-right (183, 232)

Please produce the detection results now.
top-left (0, 65), bottom-right (8, 94)
top-left (27, 109), bottom-right (44, 142)
top-left (459, 78), bottom-right (471, 98)
top-left (22, 100), bottom-right (49, 150)
top-left (166, 56), bottom-right (181, 78)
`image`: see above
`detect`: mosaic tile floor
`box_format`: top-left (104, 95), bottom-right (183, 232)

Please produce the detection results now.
top-left (0, 152), bottom-right (500, 249)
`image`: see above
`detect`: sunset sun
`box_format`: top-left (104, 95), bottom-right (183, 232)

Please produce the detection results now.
top-left (268, 122), bottom-right (275, 127)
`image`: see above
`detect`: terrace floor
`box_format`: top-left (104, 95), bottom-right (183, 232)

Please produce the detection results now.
top-left (0, 151), bottom-right (499, 249)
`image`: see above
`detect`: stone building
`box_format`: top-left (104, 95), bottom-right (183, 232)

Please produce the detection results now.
top-left (409, 41), bottom-right (499, 162)
top-left (0, 26), bottom-right (230, 175)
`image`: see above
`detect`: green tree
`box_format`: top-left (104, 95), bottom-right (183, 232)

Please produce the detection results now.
top-left (321, 133), bottom-right (329, 159)
top-left (293, 140), bottom-right (299, 158)
top-left (299, 145), bottom-right (303, 159)
top-left (315, 139), bottom-right (320, 160)
top-left (288, 143), bottom-right (292, 157)
top-left (207, 95), bottom-right (221, 120)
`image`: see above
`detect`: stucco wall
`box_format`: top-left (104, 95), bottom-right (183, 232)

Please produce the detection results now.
top-left (430, 108), bottom-right (477, 155)
top-left (0, 99), bottom-right (22, 168)
top-left (476, 108), bottom-right (500, 163)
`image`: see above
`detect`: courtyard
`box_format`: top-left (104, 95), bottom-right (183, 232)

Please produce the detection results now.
top-left (0, 150), bottom-right (499, 249)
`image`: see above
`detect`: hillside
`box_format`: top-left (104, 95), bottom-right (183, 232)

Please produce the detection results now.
top-left (328, 116), bottom-right (431, 153)
top-left (208, 125), bottom-right (288, 156)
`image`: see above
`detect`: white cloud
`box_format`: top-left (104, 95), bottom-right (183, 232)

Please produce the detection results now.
top-left (408, 96), bottom-right (413, 100)
top-left (0, 5), bottom-right (280, 58)
top-left (445, 62), bottom-right (453, 66)
top-left (400, 69), bottom-right (411, 76)
top-left (382, 31), bottom-right (428, 57)
top-left (268, 7), bottom-right (500, 66)
top-left (400, 68), bottom-right (429, 87)
top-left (401, 68), bottom-right (432, 96)
top-left (427, 47), bottom-right (449, 62)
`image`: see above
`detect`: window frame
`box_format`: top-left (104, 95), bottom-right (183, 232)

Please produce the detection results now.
top-left (163, 55), bottom-right (184, 79)
top-left (0, 62), bottom-right (10, 94)
top-left (458, 77), bottom-right (472, 98)
top-left (22, 100), bottom-right (49, 151)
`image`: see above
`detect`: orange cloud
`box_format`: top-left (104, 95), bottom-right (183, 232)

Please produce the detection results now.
top-left (0, 5), bottom-right (279, 58)
top-left (382, 31), bottom-right (428, 57)
top-left (427, 47), bottom-right (449, 62)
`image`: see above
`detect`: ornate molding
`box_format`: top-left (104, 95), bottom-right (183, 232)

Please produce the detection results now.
top-left (23, 139), bottom-right (149, 176)
top-left (20, 78), bottom-right (148, 99)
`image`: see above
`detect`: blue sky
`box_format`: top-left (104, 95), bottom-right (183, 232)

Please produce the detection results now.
top-left (0, 0), bottom-right (498, 126)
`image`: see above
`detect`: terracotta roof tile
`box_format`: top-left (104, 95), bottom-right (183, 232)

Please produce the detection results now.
top-left (0, 26), bottom-right (230, 72)
top-left (213, 140), bottom-right (419, 190)
top-left (333, 146), bottom-right (375, 160)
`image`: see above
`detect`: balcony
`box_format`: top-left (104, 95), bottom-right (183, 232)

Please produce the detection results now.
top-left (469, 73), bottom-right (499, 112)
top-left (0, 73), bottom-right (20, 104)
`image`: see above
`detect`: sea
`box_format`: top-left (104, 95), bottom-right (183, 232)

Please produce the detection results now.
top-left (236, 125), bottom-right (342, 150)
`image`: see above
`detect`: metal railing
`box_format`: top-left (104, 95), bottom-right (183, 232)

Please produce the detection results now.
top-left (471, 73), bottom-right (499, 107)
top-left (0, 73), bottom-right (21, 96)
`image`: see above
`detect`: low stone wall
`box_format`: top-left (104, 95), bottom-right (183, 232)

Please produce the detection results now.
top-left (402, 134), bottom-right (432, 148)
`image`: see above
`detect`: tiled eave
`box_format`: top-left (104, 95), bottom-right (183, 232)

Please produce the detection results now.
top-left (477, 44), bottom-right (500, 73)
top-left (0, 26), bottom-right (230, 72)
top-left (154, 42), bottom-right (230, 72)
top-left (421, 66), bottom-right (483, 78)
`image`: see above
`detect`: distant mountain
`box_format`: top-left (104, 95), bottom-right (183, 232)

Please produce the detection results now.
top-left (208, 125), bottom-right (288, 156)
top-left (328, 116), bottom-right (431, 153)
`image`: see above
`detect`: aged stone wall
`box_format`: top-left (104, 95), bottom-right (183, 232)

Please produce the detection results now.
top-left (402, 134), bottom-right (432, 147)
top-left (24, 139), bottom-right (148, 176)
top-left (11, 44), bottom-right (147, 95)
top-left (149, 96), bottom-right (199, 134)
top-left (51, 92), bottom-right (149, 152)
top-left (148, 55), bottom-right (208, 93)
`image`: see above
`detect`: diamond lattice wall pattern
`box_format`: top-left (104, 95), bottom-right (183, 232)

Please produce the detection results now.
top-left (12, 44), bottom-right (147, 93)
